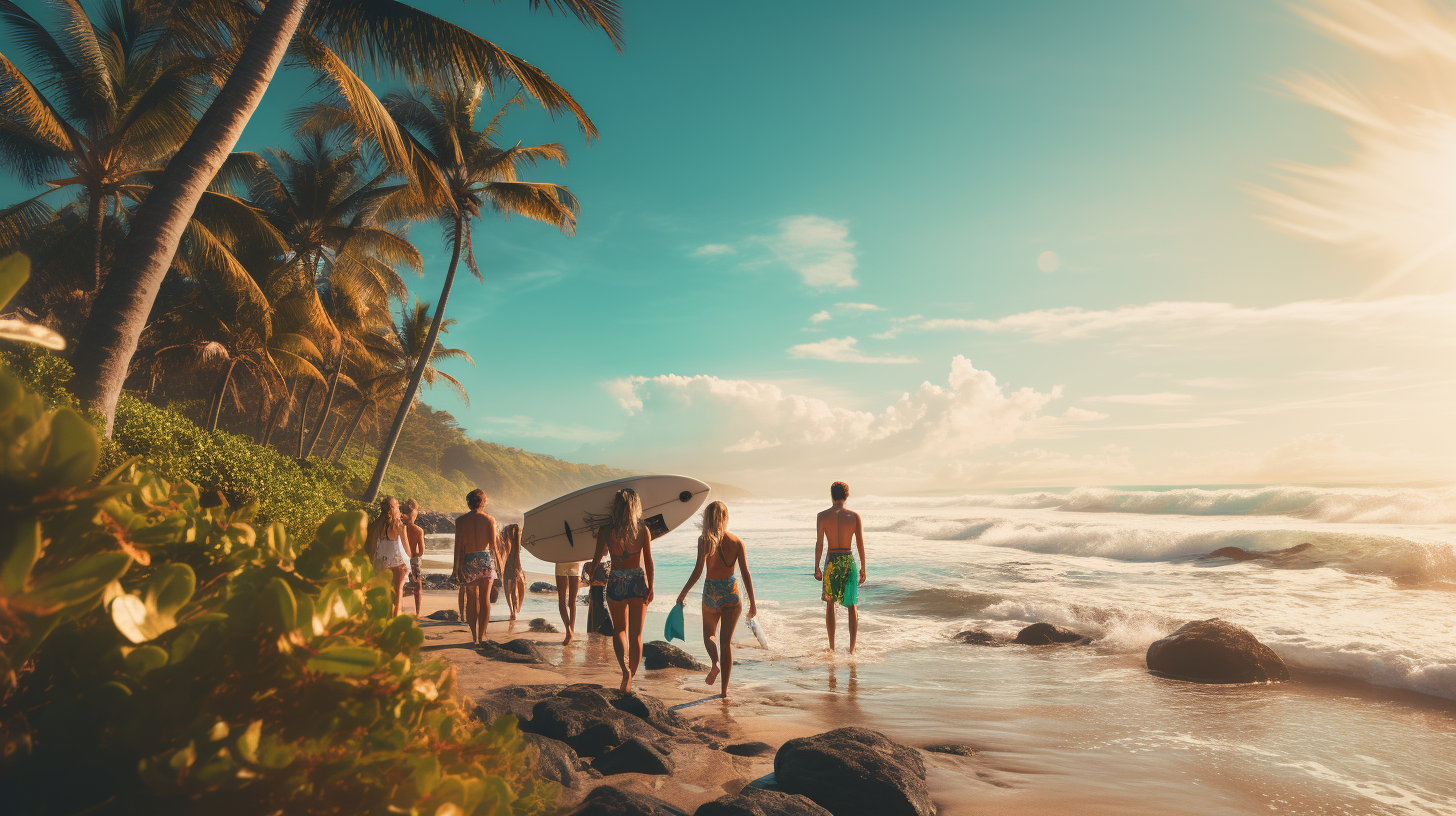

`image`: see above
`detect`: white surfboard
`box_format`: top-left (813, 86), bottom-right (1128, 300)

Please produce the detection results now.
top-left (522, 475), bottom-right (711, 564)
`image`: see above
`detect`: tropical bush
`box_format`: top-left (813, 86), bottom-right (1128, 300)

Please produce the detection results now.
top-left (0, 366), bottom-right (553, 815)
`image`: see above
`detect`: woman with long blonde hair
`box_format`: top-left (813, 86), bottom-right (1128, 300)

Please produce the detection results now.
top-left (500, 523), bottom-right (525, 622)
top-left (585, 488), bottom-right (655, 692)
top-left (368, 497), bottom-right (410, 616)
top-left (676, 501), bottom-right (757, 700)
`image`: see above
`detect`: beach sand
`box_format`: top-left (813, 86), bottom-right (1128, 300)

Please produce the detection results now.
top-left (415, 588), bottom-right (838, 813)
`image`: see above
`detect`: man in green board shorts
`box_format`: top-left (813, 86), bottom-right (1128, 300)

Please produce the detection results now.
top-left (815, 481), bottom-right (867, 654)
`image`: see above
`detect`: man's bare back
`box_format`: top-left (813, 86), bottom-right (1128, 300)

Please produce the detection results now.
top-left (814, 482), bottom-right (865, 653)
top-left (454, 511), bottom-right (496, 555)
top-left (817, 506), bottom-right (861, 553)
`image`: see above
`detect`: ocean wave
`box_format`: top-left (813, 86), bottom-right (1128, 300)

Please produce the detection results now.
top-left (882, 516), bottom-right (1456, 585)
top-left (922, 485), bottom-right (1456, 524)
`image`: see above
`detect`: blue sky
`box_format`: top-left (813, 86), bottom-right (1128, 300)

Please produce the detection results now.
top-left (9, 0), bottom-right (1456, 494)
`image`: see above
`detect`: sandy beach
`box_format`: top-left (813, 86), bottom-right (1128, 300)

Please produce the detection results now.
top-left (416, 587), bottom-right (1008, 815)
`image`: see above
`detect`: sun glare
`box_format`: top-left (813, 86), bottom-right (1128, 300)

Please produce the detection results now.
top-left (1252, 0), bottom-right (1456, 293)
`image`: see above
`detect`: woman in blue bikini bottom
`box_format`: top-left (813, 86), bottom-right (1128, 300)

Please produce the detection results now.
top-left (676, 501), bottom-right (757, 700)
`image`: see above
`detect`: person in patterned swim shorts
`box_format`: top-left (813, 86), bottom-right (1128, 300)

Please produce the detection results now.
top-left (814, 481), bottom-right (867, 654)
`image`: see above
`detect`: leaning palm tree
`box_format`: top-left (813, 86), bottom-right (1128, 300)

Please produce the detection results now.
top-left (0, 0), bottom-right (210, 319)
top-left (357, 82), bottom-right (578, 501)
top-left (69, 0), bottom-right (622, 433)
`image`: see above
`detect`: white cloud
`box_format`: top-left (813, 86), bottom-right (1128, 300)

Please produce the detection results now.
top-left (594, 357), bottom-right (1094, 483)
top-left (766, 215), bottom-right (858, 288)
top-left (693, 243), bottom-right (735, 257)
top-left (1099, 417), bottom-right (1242, 431)
top-left (1082, 392), bottom-right (1195, 405)
top-left (809, 310), bottom-right (832, 324)
top-left (891, 293), bottom-right (1456, 344)
top-left (1037, 250), bottom-right (1061, 273)
top-left (786, 336), bottom-right (919, 364)
top-left (836, 302), bottom-right (883, 311)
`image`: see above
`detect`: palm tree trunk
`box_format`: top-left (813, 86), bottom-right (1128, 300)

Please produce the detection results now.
top-left (329, 400), bottom-right (367, 461)
top-left (364, 212), bottom-right (465, 502)
top-left (206, 360), bottom-right (238, 432)
top-left (295, 380), bottom-right (316, 458)
top-left (261, 378), bottom-right (295, 448)
top-left (69, 0), bottom-right (311, 435)
top-left (88, 191), bottom-right (105, 294)
top-left (303, 351), bottom-right (344, 458)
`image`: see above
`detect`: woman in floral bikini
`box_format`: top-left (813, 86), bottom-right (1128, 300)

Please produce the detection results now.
top-left (676, 501), bottom-right (758, 700)
top-left (585, 489), bottom-right (654, 692)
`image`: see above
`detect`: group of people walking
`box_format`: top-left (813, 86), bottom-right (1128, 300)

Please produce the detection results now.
top-left (368, 480), bottom-right (869, 699)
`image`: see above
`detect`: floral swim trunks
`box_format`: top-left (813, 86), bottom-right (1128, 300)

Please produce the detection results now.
top-left (606, 566), bottom-right (649, 602)
top-left (460, 550), bottom-right (495, 585)
top-left (822, 552), bottom-right (858, 607)
top-left (703, 577), bottom-right (741, 610)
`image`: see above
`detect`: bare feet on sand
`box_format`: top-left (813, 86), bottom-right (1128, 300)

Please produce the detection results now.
top-left (705, 664), bottom-right (720, 686)
top-left (619, 668), bottom-right (632, 693)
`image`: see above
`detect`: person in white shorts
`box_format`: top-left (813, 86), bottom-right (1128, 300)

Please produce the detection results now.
top-left (555, 560), bottom-right (581, 644)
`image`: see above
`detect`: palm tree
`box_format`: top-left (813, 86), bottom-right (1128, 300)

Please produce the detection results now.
top-left (327, 298), bottom-right (471, 462)
top-left (358, 82), bottom-right (578, 501)
top-left (0, 0), bottom-right (210, 324)
top-left (69, 0), bottom-right (622, 434)
top-left (228, 134), bottom-right (417, 457)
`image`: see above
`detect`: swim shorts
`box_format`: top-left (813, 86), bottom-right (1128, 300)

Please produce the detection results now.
top-left (555, 561), bottom-right (581, 577)
top-left (606, 566), bottom-right (649, 602)
top-left (822, 552), bottom-right (858, 607)
top-left (460, 550), bottom-right (495, 585)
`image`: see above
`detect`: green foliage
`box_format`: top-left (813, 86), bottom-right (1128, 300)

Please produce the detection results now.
top-left (0, 345), bottom-right (77, 410)
top-left (0, 367), bottom-right (555, 815)
top-left (106, 397), bottom-right (365, 532)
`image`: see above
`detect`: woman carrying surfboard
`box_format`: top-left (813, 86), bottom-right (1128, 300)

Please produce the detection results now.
top-left (676, 501), bottom-right (758, 700)
top-left (585, 489), bottom-right (656, 693)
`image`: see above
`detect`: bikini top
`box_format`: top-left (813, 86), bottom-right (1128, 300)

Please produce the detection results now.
top-left (608, 526), bottom-right (644, 561)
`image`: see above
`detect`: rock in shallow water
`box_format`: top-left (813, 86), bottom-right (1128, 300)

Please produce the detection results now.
top-left (570, 785), bottom-right (689, 815)
top-left (952, 630), bottom-right (1002, 646)
top-left (774, 727), bottom-right (935, 816)
top-left (695, 786), bottom-right (831, 816)
top-left (922, 743), bottom-right (977, 757)
top-left (530, 617), bottom-right (560, 633)
top-left (1013, 622), bottom-right (1091, 646)
top-left (1146, 618), bottom-right (1289, 684)
top-left (643, 640), bottom-right (707, 670)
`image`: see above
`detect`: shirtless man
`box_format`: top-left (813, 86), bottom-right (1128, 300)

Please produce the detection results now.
top-left (402, 499), bottom-right (426, 617)
top-left (453, 489), bottom-right (500, 644)
top-left (814, 481), bottom-right (867, 654)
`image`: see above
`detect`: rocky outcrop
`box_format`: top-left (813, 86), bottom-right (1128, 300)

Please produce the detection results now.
top-left (644, 641), bottom-right (707, 670)
top-left (425, 609), bottom-right (460, 622)
top-left (724, 741), bottom-right (774, 757)
top-left (1146, 619), bottom-right (1289, 683)
top-left (695, 787), bottom-right (831, 816)
top-left (570, 785), bottom-right (690, 816)
top-left (591, 737), bottom-right (675, 776)
top-left (417, 573), bottom-right (458, 590)
top-left (477, 640), bottom-right (546, 665)
top-left (952, 630), bottom-right (1002, 646)
top-left (415, 510), bottom-right (456, 534)
top-left (774, 727), bottom-right (935, 816)
top-left (921, 743), bottom-right (977, 757)
top-left (1014, 623), bottom-right (1091, 646)
top-left (531, 581), bottom-right (557, 593)
top-left (521, 686), bottom-right (680, 759)
top-left (523, 732), bottom-right (598, 788)
top-left (530, 617), bottom-right (560, 633)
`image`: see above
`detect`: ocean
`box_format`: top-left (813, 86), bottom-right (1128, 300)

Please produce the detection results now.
top-left (448, 486), bottom-right (1456, 815)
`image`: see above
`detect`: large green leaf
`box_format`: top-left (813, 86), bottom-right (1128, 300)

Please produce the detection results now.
top-left (0, 520), bottom-right (40, 595)
top-left (0, 252), bottom-right (28, 307)
top-left (109, 594), bottom-right (177, 644)
top-left (21, 552), bottom-right (132, 615)
top-left (148, 563), bottom-right (195, 616)
top-left (306, 645), bottom-right (380, 676)
top-left (41, 408), bottom-right (100, 489)
top-left (260, 577), bottom-right (297, 631)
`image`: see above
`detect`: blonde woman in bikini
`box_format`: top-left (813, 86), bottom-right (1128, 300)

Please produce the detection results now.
top-left (815, 481), bottom-right (867, 654)
top-left (370, 497), bottom-right (410, 616)
top-left (453, 489), bottom-right (500, 644)
top-left (677, 501), bottom-right (757, 700)
top-left (500, 523), bottom-right (525, 622)
top-left (585, 488), bottom-right (655, 692)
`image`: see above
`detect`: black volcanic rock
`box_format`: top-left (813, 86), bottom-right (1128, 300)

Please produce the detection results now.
top-left (1013, 623), bottom-right (1091, 646)
top-left (643, 640), bottom-right (707, 670)
top-left (1146, 618), bottom-right (1290, 684)
top-left (695, 786), bottom-right (831, 816)
top-left (774, 727), bottom-right (935, 816)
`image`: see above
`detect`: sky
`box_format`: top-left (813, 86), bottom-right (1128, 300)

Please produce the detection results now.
top-left (11, 0), bottom-right (1456, 495)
